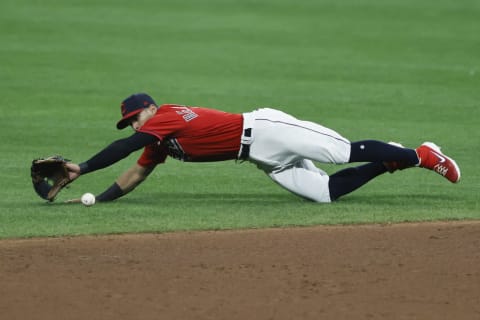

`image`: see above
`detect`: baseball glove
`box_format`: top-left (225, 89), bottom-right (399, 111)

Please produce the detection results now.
top-left (31, 156), bottom-right (72, 201)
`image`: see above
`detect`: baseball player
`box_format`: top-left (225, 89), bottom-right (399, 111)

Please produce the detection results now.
top-left (65, 93), bottom-right (461, 203)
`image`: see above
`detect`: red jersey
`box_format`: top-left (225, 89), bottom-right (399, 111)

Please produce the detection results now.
top-left (136, 104), bottom-right (243, 166)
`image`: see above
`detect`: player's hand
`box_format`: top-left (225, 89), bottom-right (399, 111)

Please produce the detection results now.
top-left (65, 162), bottom-right (81, 181)
top-left (65, 198), bottom-right (81, 204)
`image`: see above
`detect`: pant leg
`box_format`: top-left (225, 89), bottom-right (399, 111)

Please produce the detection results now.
top-left (265, 159), bottom-right (332, 203)
top-left (246, 108), bottom-right (351, 167)
top-left (328, 162), bottom-right (388, 201)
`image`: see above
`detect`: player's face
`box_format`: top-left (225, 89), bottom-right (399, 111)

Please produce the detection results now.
top-left (131, 105), bottom-right (156, 130)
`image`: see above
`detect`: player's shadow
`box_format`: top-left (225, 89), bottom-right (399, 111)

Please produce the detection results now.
top-left (340, 193), bottom-right (462, 205)
top-left (126, 192), bottom-right (297, 205)
top-left (45, 191), bottom-right (461, 207)
top-left (34, 192), bottom-right (297, 206)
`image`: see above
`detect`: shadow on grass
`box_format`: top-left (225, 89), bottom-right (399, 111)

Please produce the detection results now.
top-left (339, 192), bottom-right (462, 205)
top-left (31, 191), bottom-right (463, 208)
top-left (37, 192), bottom-right (299, 207)
top-left (120, 192), bottom-right (298, 204)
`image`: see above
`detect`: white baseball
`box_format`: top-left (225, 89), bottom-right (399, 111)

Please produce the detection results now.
top-left (81, 193), bottom-right (96, 206)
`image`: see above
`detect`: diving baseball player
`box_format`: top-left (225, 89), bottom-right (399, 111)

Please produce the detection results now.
top-left (62, 93), bottom-right (460, 203)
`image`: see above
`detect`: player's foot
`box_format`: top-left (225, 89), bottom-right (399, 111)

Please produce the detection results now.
top-left (415, 142), bottom-right (461, 183)
top-left (383, 142), bottom-right (412, 173)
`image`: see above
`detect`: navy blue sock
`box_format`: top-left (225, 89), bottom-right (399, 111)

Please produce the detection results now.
top-left (328, 162), bottom-right (387, 201)
top-left (349, 140), bottom-right (418, 164)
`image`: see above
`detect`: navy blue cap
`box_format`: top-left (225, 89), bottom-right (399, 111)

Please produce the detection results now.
top-left (116, 93), bottom-right (157, 129)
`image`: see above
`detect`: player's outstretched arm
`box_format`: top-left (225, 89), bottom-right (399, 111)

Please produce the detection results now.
top-left (65, 163), bottom-right (156, 203)
top-left (116, 163), bottom-right (156, 195)
top-left (92, 163), bottom-right (156, 202)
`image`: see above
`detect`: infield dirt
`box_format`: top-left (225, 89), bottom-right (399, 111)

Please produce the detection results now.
top-left (1, 221), bottom-right (479, 319)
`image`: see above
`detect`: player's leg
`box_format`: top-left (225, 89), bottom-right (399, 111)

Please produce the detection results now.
top-left (328, 162), bottom-right (388, 201)
top-left (349, 140), bottom-right (418, 166)
top-left (351, 140), bottom-right (461, 183)
top-left (246, 108), bottom-right (351, 167)
top-left (245, 109), bottom-right (460, 183)
top-left (247, 109), bottom-right (417, 167)
top-left (265, 160), bottom-right (332, 203)
top-left (328, 141), bottom-right (462, 200)
top-left (265, 160), bottom-right (389, 202)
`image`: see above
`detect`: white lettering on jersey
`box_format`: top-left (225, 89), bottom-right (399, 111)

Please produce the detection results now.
top-left (173, 106), bottom-right (198, 122)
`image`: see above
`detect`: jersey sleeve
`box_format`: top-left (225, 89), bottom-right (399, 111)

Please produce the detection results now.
top-left (137, 143), bottom-right (168, 167)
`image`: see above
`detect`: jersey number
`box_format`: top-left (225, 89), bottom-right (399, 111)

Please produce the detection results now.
top-left (175, 107), bottom-right (198, 122)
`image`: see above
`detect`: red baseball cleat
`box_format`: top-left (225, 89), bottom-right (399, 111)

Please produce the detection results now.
top-left (416, 142), bottom-right (461, 183)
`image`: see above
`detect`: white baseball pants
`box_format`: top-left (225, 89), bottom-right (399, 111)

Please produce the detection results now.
top-left (242, 108), bottom-right (351, 203)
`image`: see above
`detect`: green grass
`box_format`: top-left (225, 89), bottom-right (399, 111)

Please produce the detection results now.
top-left (1, 0), bottom-right (479, 238)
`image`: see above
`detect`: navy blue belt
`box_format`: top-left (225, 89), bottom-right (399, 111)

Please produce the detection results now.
top-left (238, 128), bottom-right (252, 160)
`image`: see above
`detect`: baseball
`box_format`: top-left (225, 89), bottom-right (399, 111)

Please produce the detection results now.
top-left (81, 193), bottom-right (96, 206)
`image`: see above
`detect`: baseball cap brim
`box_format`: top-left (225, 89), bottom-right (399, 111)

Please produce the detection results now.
top-left (116, 109), bottom-right (144, 129)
